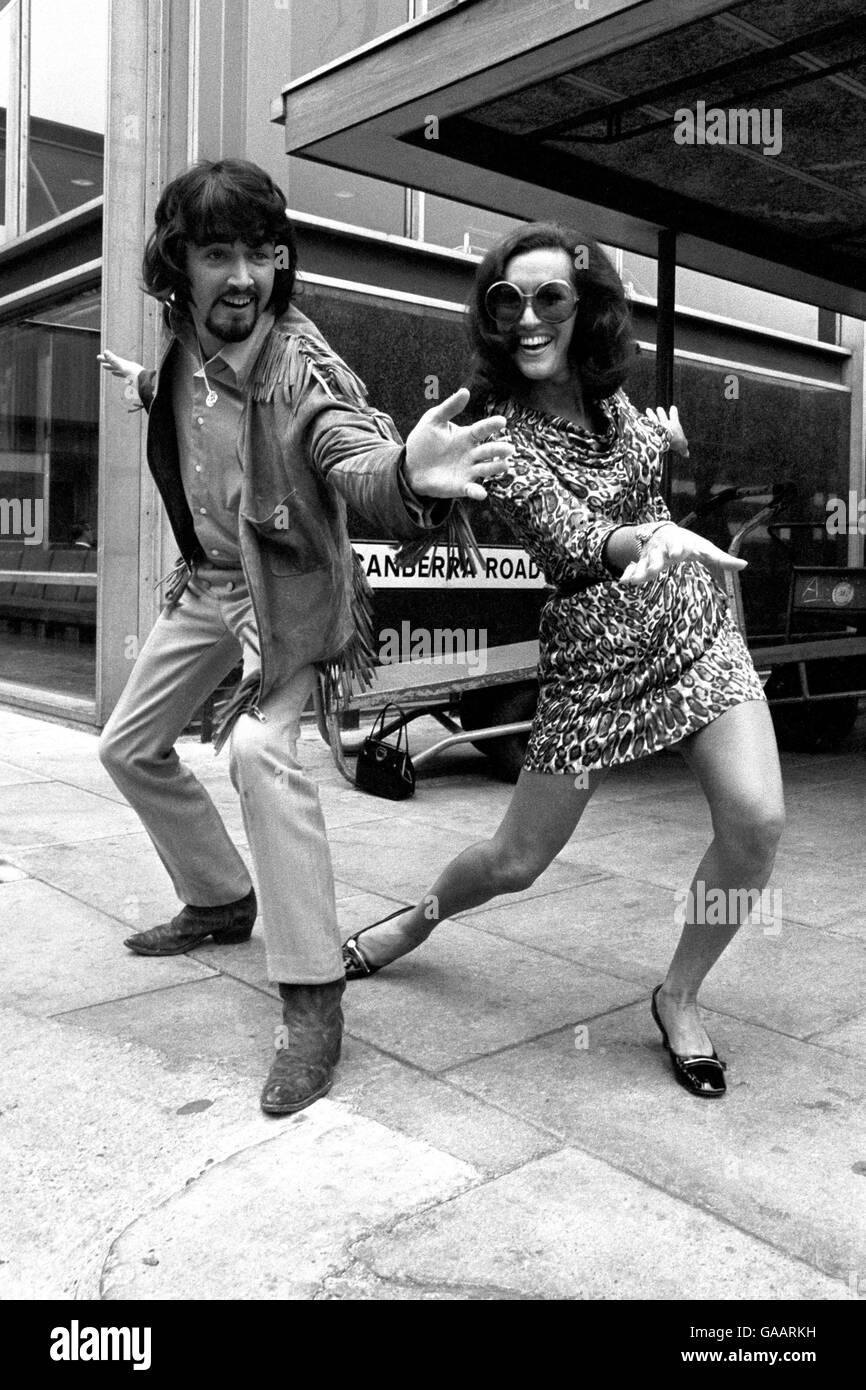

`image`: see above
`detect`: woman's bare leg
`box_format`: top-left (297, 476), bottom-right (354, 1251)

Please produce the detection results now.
top-left (656, 699), bottom-right (785, 1056)
top-left (351, 767), bottom-right (603, 969)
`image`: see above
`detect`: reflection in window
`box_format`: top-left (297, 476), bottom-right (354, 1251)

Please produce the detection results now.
top-left (676, 267), bottom-right (818, 338)
top-left (420, 194), bottom-right (521, 255)
top-left (286, 0), bottom-right (408, 75)
top-left (0, 291), bottom-right (100, 699)
top-left (250, 0), bottom-right (408, 234)
top-left (286, 157), bottom-right (405, 236)
top-left (0, 0), bottom-right (11, 241)
top-left (26, 0), bottom-right (109, 230)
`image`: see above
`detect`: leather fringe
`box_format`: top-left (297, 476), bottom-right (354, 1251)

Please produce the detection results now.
top-left (213, 555), bottom-right (378, 742)
top-left (393, 505), bottom-right (484, 578)
top-left (155, 557), bottom-right (193, 613)
top-left (212, 671), bottom-right (263, 755)
top-left (318, 550), bottom-right (378, 708)
top-left (250, 329), bottom-right (399, 443)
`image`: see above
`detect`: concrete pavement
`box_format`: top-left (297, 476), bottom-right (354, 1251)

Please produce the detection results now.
top-left (0, 705), bottom-right (864, 1301)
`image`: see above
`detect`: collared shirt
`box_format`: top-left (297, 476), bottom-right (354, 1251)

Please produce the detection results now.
top-left (171, 308), bottom-right (275, 568)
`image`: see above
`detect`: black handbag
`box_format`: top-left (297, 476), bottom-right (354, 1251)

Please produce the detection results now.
top-left (355, 703), bottom-right (416, 800)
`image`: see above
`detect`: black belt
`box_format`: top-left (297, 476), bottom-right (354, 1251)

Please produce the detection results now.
top-left (554, 576), bottom-right (600, 598)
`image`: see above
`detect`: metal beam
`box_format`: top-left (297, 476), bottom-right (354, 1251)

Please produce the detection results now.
top-left (656, 227), bottom-right (676, 503)
top-left (276, 0), bottom-right (740, 146)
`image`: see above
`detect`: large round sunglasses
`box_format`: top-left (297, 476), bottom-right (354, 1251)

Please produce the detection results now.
top-left (485, 278), bottom-right (578, 328)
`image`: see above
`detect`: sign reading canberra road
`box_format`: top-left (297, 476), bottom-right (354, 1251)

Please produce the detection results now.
top-left (353, 542), bottom-right (546, 589)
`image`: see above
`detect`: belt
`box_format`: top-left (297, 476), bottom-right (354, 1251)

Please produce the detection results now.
top-left (195, 567), bottom-right (245, 592)
top-left (554, 576), bottom-right (600, 598)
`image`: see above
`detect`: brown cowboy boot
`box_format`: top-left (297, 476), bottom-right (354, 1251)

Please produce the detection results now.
top-left (260, 979), bottom-right (345, 1115)
top-left (123, 888), bottom-right (256, 955)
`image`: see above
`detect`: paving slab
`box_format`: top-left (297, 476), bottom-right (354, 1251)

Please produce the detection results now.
top-left (571, 827), bottom-right (863, 930)
top-left (461, 877), bottom-right (679, 979)
top-left (560, 821), bottom-right (713, 890)
top-left (808, 1006), bottom-right (866, 1060)
top-left (768, 846), bottom-right (865, 930)
top-left (0, 780), bottom-right (142, 853)
top-left (688, 916), bottom-right (866, 1039)
top-left (823, 910), bottom-right (866, 945)
top-left (321, 779), bottom-right (505, 834)
top-left (401, 775), bottom-right (707, 843)
top-left (462, 881), bottom-right (866, 1039)
top-left (0, 878), bottom-right (216, 1016)
top-left (329, 1148), bottom-right (846, 1301)
top-left (448, 1002), bottom-right (866, 1284)
top-left (0, 858), bottom-right (29, 882)
top-left (10, 832), bottom-right (252, 929)
top-left (186, 888), bottom-right (411, 994)
top-left (337, 920), bottom-right (645, 1072)
top-left (101, 1105), bottom-right (479, 1300)
top-left (328, 816), bottom-right (608, 907)
top-left (60, 970), bottom-right (397, 1089)
top-left (0, 714), bottom-right (125, 801)
top-left (60, 970), bottom-right (557, 1177)
top-left (0, 757), bottom-right (49, 787)
top-left (337, 1049), bottom-right (561, 1178)
top-left (61, 974), bottom-right (278, 1078)
top-left (0, 1000), bottom-right (483, 1302)
top-left (0, 1005), bottom-right (350, 1298)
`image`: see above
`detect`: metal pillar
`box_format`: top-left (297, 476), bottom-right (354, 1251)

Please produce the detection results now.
top-left (656, 227), bottom-right (677, 503)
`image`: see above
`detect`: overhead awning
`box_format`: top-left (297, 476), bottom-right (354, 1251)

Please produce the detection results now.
top-left (273, 0), bottom-right (866, 317)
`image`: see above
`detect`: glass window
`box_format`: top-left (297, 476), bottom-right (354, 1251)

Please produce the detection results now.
top-left (284, 157), bottom-right (405, 235)
top-left (249, 0), bottom-right (408, 234)
top-left (600, 246), bottom-right (657, 301)
top-left (286, 0), bottom-right (408, 74)
top-left (676, 267), bottom-right (818, 338)
top-left (0, 0), bottom-right (12, 242)
top-left (0, 289), bottom-right (100, 700)
top-left (602, 241), bottom-right (816, 335)
top-left (628, 348), bottom-right (848, 634)
top-left (420, 194), bottom-right (521, 255)
top-left (26, 0), bottom-right (109, 231)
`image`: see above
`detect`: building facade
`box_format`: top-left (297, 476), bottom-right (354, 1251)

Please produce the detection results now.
top-left (0, 0), bottom-right (862, 726)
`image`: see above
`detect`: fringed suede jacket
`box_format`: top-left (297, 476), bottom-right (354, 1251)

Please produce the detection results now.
top-left (138, 303), bottom-right (473, 751)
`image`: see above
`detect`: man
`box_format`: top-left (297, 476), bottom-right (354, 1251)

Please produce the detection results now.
top-left (70, 522), bottom-right (95, 548)
top-left (98, 159), bottom-right (510, 1116)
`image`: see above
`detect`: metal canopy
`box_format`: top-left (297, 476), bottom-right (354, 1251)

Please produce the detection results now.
top-left (273, 0), bottom-right (866, 316)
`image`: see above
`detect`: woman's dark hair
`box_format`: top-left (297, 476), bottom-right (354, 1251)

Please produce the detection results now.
top-left (142, 159), bottom-right (297, 315)
top-left (467, 222), bottom-right (634, 407)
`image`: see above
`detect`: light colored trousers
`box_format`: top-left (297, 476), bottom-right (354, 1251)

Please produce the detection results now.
top-left (98, 570), bottom-right (343, 983)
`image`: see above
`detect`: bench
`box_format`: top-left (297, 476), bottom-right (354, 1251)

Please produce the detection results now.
top-left (0, 545), bottom-right (97, 633)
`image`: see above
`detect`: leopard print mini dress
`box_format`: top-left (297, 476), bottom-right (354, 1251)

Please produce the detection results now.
top-left (484, 390), bottom-right (766, 773)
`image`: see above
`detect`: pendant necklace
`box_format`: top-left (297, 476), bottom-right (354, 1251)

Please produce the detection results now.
top-left (196, 340), bottom-right (219, 407)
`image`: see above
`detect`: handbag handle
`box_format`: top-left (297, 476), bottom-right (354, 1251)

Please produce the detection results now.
top-left (368, 702), bottom-right (408, 755)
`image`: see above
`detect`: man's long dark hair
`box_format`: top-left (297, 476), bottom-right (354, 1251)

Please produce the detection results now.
top-left (141, 159), bottom-right (297, 314)
top-left (467, 222), bottom-right (634, 408)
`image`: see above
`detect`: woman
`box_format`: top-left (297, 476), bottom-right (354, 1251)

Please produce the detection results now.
top-left (343, 223), bottom-right (785, 1099)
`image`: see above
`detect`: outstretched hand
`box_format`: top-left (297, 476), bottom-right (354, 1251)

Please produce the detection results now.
top-left (98, 348), bottom-right (144, 400)
top-left (645, 404), bottom-right (689, 457)
top-left (404, 388), bottom-right (514, 501)
top-left (620, 522), bottom-right (747, 588)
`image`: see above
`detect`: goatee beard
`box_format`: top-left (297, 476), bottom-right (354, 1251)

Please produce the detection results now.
top-left (205, 299), bottom-right (260, 343)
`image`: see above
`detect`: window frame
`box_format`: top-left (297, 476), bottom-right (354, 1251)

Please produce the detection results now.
top-left (2, 0), bottom-right (28, 241)
top-left (2, 0), bottom-right (108, 246)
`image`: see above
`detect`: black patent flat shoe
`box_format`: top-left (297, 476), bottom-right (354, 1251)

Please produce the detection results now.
top-left (342, 905), bottom-right (414, 980)
top-left (651, 985), bottom-right (727, 1099)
